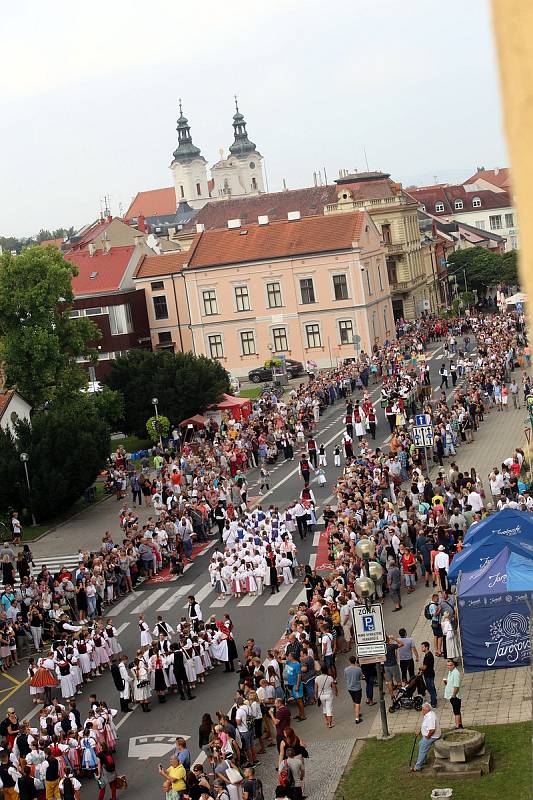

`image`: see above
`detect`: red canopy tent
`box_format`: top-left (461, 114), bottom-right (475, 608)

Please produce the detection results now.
top-left (179, 414), bottom-right (206, 428)
top-left (209, 393), bottom-right (252, 421)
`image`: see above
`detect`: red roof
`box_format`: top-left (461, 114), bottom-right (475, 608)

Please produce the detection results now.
top-left (464, 167), bottom-right (512, 193)
top-left (126, 188), bottom-right (176, 219)
top-left (68, 218), bottom-right (113, 251)
top-left (407, 184), bottom-right (512, 214)
top-left (134, 250), bottom-right (189, 279)
top-left (0, 391), bottom-right (15, 420)
top-left (65, 245), bottom-right (136, 296)
top-left (187, 212), bottom-right (365, 270)
top-left (38, 238), bottom-right (63, 249)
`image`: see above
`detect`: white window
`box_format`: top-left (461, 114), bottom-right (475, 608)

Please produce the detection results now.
top-left (475, 220), bottom-right (485, 230)
top-left (489, 214), bottom-right (502, 230)
top-left (202, 289), bottom-right (218, 316)
top-left (84, 307), bottom-right (104, 316)
top-left (472, 197), bottom-right (482, 208)
top-left (332, 274), bottom-right (349, 300)
top-left (454, 199), bottom-right (464, 210)
top-left (338, 319), bottom-right (353, 345)
top-left (208, 334), bottom-right (224, 359)
top-left (420, 205), bottom-right (426, 212)
top-left (435, 202), bottom-right (444, 213)
top-left (305, 323), bottom-right (321, 348)
top-left (377, 262), bottom-right (384, 292)
top-left (109, 304), bottom-right (134, 335)
top-left (69, 309), bottom-right (80, 318)
top-left (234, 286), bottom-right (250, 312)
top-left (505, 213), bottom-right (514, 228)
top-left (267, 282), bottom-right (283, 308)
top-left (272, 327), bottom-right (288, 352)
top-left (240, 330), bottom-right (256, 355)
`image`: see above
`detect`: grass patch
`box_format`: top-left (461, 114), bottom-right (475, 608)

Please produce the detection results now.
top-left (337, 722), bottom-right (530, 800)
top-left (239, 387), bottom-right (261, 399)
top-left (20, 483), bottom-right (109, 542)
top-left (111, 435), bottom-right (151, 453)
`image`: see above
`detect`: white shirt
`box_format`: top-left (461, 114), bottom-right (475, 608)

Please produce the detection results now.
top-left (434, 552), bottom-right (450, 571)
top-left (421, 709), bottom-right (441, 739)
top-left (235, 704), bottom-right (251, 734)
top-left (467, 491), bottom-right (483, 513)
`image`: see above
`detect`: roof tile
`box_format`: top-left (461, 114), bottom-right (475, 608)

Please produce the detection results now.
top-left (126, 188), bottom-right (176, 219)
top-left (65, 245), bottom-right (136, 296)
top-left (134, 250), bottom-right (189, 279)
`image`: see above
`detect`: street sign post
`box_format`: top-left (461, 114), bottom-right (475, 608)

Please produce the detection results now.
top-left (415, 413), bottom-right (431, 427)
top-left (352, 603), bottom-right (386, 660)
top-left (411, 423), bottom-right (434, 478)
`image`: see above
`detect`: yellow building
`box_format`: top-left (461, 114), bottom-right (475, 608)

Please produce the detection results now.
top-left (324, 172), bottom-right (427, 319)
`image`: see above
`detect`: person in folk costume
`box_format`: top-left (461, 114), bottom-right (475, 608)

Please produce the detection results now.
top-left (132, 656), bottom-right (152, 712)
top-left (230, 565), bottom-right (245, 599)
top-left (74, 637), bottom-right (94, 682)
top-left (55, 656), bottom-right (77, 702)
top-left (156, 633), bottom-right (172, 658)
top-left (104, 620), bottom-right (122, 660)
top-left (353, 404), bottom-right (366, 442)
top-left (318, 443), bottom-right (327, 467)
top-left (333, 444), bottom-right (341, 467)
top-left (199, 633), bottom-right (213, 672)
top-left (80, 726), bottom-right (98, 772)
top-left (169, 642), bottom-right (194, 700)
top-left (59, 766), bottom-right (81, 800)
top-left (220, 617), bottom-right (239, 671)
top-left (27, 657), bottom-right (43, 704)
top-left (152, 616), bottom-right (174, 640)
top-left (191, 637), bottom-right (206, 684)
top-left (65, 647), bottom-right (83, 695)
top-left (213, 562), bottom-right (228, 600)
top-left (343, 433), bottom-right (353, 459)
top-left (366, 405), bottom-right (377, 440)
top-left (187, 596), bottom-right (203, 633)
top-left (138, 614), bottom-right (152, 650)
top-left (99, 702), bottom-right (118, 751)
top-left (30, 658), bottom-right (59, 703)
top-left (149, 650), bottom-right (169, 703)
top-left (253, 560), bottom-right (265, 596)
top-left (266, 548), bottom-right (279, 595)
top-left (180, 639), bottom-right (197, 687)
top-left (243, 561), bottom-right (258, 596)
top-left (111, 654), bottom-right (132, 713)
top-left (91, 626), bottom-right (111, 676)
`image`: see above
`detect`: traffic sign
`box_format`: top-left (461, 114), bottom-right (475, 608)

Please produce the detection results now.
top-left (352, 603), bottom-right (386, 659)
top-left (415, 413), bottom-right (431, 426)
top-left (412, 425), bottom-right (434, 447)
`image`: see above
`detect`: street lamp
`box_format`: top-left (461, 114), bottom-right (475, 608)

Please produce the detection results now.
top-left (355, 535), bottom-right (390, 739)
top-left (19, 453), bottom-right (37, 527)
top-left (152, 397), bottom-right (163, 450)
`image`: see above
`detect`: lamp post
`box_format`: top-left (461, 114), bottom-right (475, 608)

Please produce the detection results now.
top-left (19, 453), bottom-right (37, 527)
top-left (152, 397), bottom-right (163, 450)
top-left (354, 537), bottom-right (391, 739)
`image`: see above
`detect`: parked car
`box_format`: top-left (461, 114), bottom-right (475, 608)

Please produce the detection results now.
top-left (248, 359), bottom-right (304, 384)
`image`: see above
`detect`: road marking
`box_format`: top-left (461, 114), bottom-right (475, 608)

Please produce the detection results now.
top-left (210, 596), bottom-right (230, 608)
top-left (182, 583), bottom-right (212, 607)
top-left (116, 622), bottom-right (130, 635)
top-left (132, 589), bottom-right (167, 613)
top-left (293, 589), bottom-right (306, 604)
top-left (157, 585), bottom-right (195, 612)
top-left (312, 531), bottom-right (320, 547)
top-left (236, 593), bottom-right (260, 607)
top-left (109, 593), bottom-right (140, 617)
top-left (265, 582), bottom-right (295, 606)
top-left (0, 678), bottom-right (28, 707)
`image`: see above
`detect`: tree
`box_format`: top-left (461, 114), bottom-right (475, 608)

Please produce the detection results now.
top-left (146, 415), bottom-right (170, 443)
top-left (0, 246), bottom-right (101, 406)
top-left (105, 350), bottom-right (230, 435)
top-left (447, 246), bottom-right (521, 294)
top-left (13, 395), bottom-right (110, 520)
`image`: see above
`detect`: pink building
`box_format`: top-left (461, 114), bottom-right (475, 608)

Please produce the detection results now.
top-left (135, 211), bottom-right (394, 377)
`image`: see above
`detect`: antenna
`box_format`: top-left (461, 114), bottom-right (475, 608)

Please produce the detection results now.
top-left (283, 178), bottom-right (287, 191)
top-left (318, 169), bottom-right (323, 186)
top-left (313, 171), bottom-right (317, 187)
top-left (323, 166), bottom-right (328, 185)
top-left (363, 146), bottom-right (369, 172)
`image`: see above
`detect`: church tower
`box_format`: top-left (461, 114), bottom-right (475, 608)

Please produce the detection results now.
top-left (170, 101), bottom-right (210, 209)
top-left (211, 98), bottom-right (265, 199)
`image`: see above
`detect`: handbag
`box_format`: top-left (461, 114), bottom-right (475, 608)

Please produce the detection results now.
top-left (116, 775), bottom-right (128, 790)
top-left (95, 776), bottom-right (106, 789)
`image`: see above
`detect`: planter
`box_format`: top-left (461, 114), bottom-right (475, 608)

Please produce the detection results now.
top-left (434, 729), bottom-right (484, 761)
top-left (431, 791), bottom-right (453, 799)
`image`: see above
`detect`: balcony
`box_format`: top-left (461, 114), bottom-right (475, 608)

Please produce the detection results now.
top-left (386, 242), bottom-right (405, 255)
top-left (390, 280), bottom-right (411, 294)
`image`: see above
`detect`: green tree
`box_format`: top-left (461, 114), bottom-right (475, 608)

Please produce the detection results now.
top-left (501, 250), bottom-right (520, 286)
top-left (105, 350), bottom-right (230, 435)
top-left (146, 414), bottom-right (170, 442)
top-left (0, 246), bottom-right (101, 406)
top-left (14, 395), bottom-right (110, 520)
top-left (447, 247), bottom-right (502, 293)
top-left (0, 427), bottom-right (25, 515)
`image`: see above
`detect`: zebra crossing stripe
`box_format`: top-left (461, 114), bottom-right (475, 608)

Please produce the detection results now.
top-left (182, 583), bottom-right (212, 607)
top-left (264, 582), bottom-right (295, 606)
top-left (132, 589), bottom-right (167, 613)
top-left (115, 622), bottom-right (130, 635)
top-left (108, 592), bottom-right (139, 616)
top-left (157, 585), bottom-right (194, 612)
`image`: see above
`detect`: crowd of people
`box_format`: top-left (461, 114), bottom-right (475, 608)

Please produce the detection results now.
top-left (0, 309), bottom-right (529, 795)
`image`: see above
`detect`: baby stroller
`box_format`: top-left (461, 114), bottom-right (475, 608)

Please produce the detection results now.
top-left (389, 673), bottom-right (425, 713)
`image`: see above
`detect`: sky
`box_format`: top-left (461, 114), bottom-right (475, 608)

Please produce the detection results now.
top-left (1, 0), bottom-right (508, 237)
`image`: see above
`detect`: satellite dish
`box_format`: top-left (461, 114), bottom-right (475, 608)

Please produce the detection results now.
top-left (146, 233), bottom-right (162, 255)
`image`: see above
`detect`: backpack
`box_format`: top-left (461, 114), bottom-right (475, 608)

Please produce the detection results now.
top-left (278, 760), bottom-right (294, 788)
top-left (424, 603), bottom-right (433, 620)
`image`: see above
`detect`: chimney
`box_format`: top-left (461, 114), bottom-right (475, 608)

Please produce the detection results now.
top-left (258, 215), bottom-right (269, 225)
top-left (196, 223), bottom-right (205, 233)
top-left (102, 239), bottom-right (111, 254)
top-left (287, 211), bottom-right (301, 221)
top-left (107, 214), bottom-right (113, 223)
top-left (134, 234), bottom-right (144, 247)
top-left (227, 218), bottom-right (241, 229)
top-left (88, 242), bottom-right (96, 257)
top-left (494, 167), bottom-right (500, 175)
top-left (137, 214), bottom-right (146, 232)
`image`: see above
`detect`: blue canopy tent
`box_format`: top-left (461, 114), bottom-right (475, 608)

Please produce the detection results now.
top-left (458, 547), bottom-right (533, 672)
top-left (448, 509), bottom-right (533, 582)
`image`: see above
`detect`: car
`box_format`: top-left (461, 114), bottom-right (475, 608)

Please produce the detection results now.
top-left (247, 359), bottom-right (304, 384)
